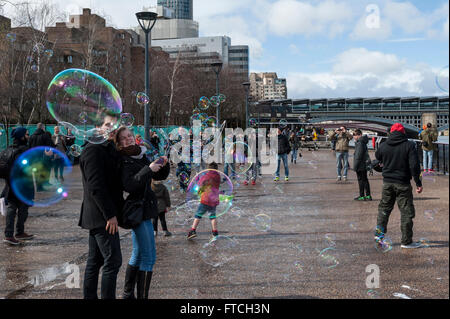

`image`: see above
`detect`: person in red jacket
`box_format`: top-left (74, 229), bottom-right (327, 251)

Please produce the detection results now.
top-left (187, 162), bottom-right (221, 239)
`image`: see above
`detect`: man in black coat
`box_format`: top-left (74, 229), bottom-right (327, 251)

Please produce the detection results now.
top-left (353, 130), bottom-right (371, 201)
top-left (375, 123), bottom-right (423, 249)
top-left (2, 128), bottom-right (34, 245)
top-left (28, 123), bottom-right (55, 188)
top-left (79, 115), bottom-right (123, 299)
top-left (274, 127), bottom-right (291, 182)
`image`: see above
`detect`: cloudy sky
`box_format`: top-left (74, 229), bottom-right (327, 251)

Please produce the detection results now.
top-left (3, 0), bottom-right (449, 98)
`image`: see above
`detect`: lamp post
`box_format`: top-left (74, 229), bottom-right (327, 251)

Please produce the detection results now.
top-left (211, 61), bottom-right (223, 125)
top-left (136, 11), bottom-right (157, 142)
top-left (242, 82), bottom-right (250, 129)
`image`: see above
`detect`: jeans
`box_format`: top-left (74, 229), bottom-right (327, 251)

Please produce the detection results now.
top-left (4, 201), bottom-right (29, 238)
top-left (83, 227), bottom-right (122, 299)
top-left (275, 153), bottom-right (289, 178)
top-left (245, 163), bottom-right (257, 182)
top-left (195, 203), bottom-right (217, 220)
top-left (224, 163), bottom-right (235, 178)
top-left (129, 220), bottom-right (156, 272)
top-left (53, 158), bottom-right (65, 179)
top-left (423, 150), bottom-right (433, 170)
top-left (336, 152), bottom-right (349, 177)
top-left (291, 149), bottom-right (298, 162)
top-left (356, 170), bottom-right (371, 197)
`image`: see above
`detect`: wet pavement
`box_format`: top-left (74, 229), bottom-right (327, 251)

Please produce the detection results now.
top-left (0, 149), bottom-right (448, 299)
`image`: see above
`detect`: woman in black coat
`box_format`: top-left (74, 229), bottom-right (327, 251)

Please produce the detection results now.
top-left (353, 130), bottom-right (372, 201)
top-left (114, 127), bottom-right (170, 299)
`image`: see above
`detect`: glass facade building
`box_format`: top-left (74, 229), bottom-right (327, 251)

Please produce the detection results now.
top-left (157, 0), bottom-right (193, 20)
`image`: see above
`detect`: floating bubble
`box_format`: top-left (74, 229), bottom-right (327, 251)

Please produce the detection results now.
top-left (68, 144), bottom-right (82, 157)
top-left (318, 247), bottom-right (339, 268)
top-left (6, 32), bottom-right (16, 42)
top-left (424, 209), bottom-right (437, 221)
top-left (367, 290), bottom-right (380, 299)
top-left (10, 147), bottom-right (72, 207)
top-left (324, 233), bottom-right (336, 247)
top-left (186, 169), bottom-right (234, 218)
top-left (198, 96), bottom-right (210, 110)
top-left (225, 141), bottom-right (253, 175)
top-left (33, 43), bottom-right (45, 54)
top-left (44, 49), bottom-right (53, 58)
top-left (248, 118), bottom-right (258, 127)
top-left (293, 261), bottom-right (304, 273)
top-left (436, 65), bottom-right (449, 93)
top-left (174, 203), bottom-right (196, 226)
top-left (199, 235), bottom-right (238, 267)
top-left (218, 94), bottom-right (226, 103)
top-left (131, 91), bottom-right (137, 97)
top-left (136, 92), bottom-right (149, 105)
top-left (26, 56), bottom-right (34, 63)
top-left (30, 64), bottom-right (39, 73)
top-left (210, 95), bottom-right (220, 107)
top-left (192, 108), bottom-right (200, 115)
top-left (179, 171), bottom-right (190, 185)
top-left (249, 213), bottom-right (272, 232)
top-left (375, 236), bottom-right (393, 253)
top-left (205, 116), bottom-right (217, 127)
top-left (120, 113), bottom-right (135, 127)
top-left (349, 222), bottom-right (357, 230)
top-left (46, 69), bottom-right (122, 143)
top-left (279, 119), bottom-right (288, 128)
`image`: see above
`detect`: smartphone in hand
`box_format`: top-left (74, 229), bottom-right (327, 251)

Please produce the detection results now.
top-left (155, 157), bottom-right (165, 165)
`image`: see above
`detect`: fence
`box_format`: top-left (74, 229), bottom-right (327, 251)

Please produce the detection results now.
top-left (0, 125), bottom-right (187, 151)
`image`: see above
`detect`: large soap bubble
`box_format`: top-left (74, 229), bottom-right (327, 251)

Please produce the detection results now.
top-left (186, 169), bottom-right (234, 218)
top-left (199, 235), bottom-right (238, 267)
top-left (46, 69), bottom-right (122, 143)
top-left (224, 141), bottom-right (253, 175)
top-left (10, 147), bottom-right (72, 207)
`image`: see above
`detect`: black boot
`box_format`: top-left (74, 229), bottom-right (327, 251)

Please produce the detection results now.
top-left (136, 271), bottom-right (152, 299)
top-left (122, 264), bottom-right (139, 299)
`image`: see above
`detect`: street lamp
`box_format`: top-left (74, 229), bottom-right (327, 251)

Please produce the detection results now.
top-left (136, 11), bottom-right (158, 141)
top-left (211, 61), bottom-right (223, 125)
top-left (242, 82), bottom-right (250, 129)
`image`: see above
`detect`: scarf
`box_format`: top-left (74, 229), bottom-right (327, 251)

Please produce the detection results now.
top-left (120, 145), bottom-right (147, 159)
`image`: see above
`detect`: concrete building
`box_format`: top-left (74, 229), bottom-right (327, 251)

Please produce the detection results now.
top-left (228, 45), bottom-right (249, 80)
top-left (250, 72), bottom-right (287, 100)
top-left (157, 0), bottom-right (193, 20)
top-left (140, 4), bottom-right (199, 40)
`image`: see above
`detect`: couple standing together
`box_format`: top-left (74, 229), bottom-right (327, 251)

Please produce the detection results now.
top-left (78, 116), bottom-right (169, 299)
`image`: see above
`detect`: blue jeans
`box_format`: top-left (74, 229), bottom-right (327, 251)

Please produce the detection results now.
top-left (291, 149), bottom-right (298, 162)
top-left (224, 163), bottom-right (235, 178)
top-left (276, 153), bottom-right (289, 178)
top-left (129, 220), bottom-right (156, 272)
top-left (195, 203), bottom-right (217, 220)
top-left (336, 152), bottom-right (349, 177)
top-left (423, 150), bottom-right (433, 170)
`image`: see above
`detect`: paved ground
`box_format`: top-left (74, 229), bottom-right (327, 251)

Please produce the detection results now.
top-left (0, 149), bottom-right (448, 299)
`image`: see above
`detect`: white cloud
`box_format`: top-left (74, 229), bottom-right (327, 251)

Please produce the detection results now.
top-left (268, 0), bottom-right (353, 37)
top-left (287, 48), bottom-right (445, 98)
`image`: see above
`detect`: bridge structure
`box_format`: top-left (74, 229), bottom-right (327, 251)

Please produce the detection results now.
top-left (249, 96), bottom-right (449, 137)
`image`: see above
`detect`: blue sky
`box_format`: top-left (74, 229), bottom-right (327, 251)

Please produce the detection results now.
top-left (3, 0), bottom-right (449, 98)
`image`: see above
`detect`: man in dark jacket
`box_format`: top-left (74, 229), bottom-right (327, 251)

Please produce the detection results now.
top-left (2, 128), bottom-right (34, 245)
top-left (353, 130), bottom-right (371, 201)
top-left (28, 123), bottom-right (55, 188)
top-left (274, 127), bottom-right (290, 182)
top-left (79, 115), bottom-right (123, 299)
top-left (375, 123), bottom-right (423, 249)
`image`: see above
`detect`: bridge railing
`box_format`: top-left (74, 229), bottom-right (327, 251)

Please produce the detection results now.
top-left (434, 141), bottom-right (449, 175)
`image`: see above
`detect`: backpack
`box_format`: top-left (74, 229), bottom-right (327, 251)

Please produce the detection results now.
top-left (0, 147), bottom-right (18, 179)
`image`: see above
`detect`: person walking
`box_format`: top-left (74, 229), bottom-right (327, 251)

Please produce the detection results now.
top-left (419, 123), bottom-right (438, 173)
top-left (352, 130), bottom-right (372, 201)
top-left (375, 123), bottom-right (423, 249)
top-left (151, 180), bottom-right (172, 237)
top-left (274, 127), bottom-right (291, 182)
top-left (52, 126), bottom-right (67, 182)
top-left (115, 127), bottom-right (170, 299)
top-left (29, 123), bottom-right (55, 189)
top-left (79, 115), bottom-right (123, 299)
top-left (64, 128), bottom-right (76, 165)
top-left (330, 126), bottom-right (352, 182)
top-left (289, 132), bottom-right (300, 164)
top-left (1, 128), bottom-right (34, 245)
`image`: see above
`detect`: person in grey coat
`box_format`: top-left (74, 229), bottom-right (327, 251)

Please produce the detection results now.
top-left (151, 180), bottom-right (172, 237)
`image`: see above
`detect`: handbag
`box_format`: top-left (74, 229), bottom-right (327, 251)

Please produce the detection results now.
top-left (119, 184), bottom-right (148, 230)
